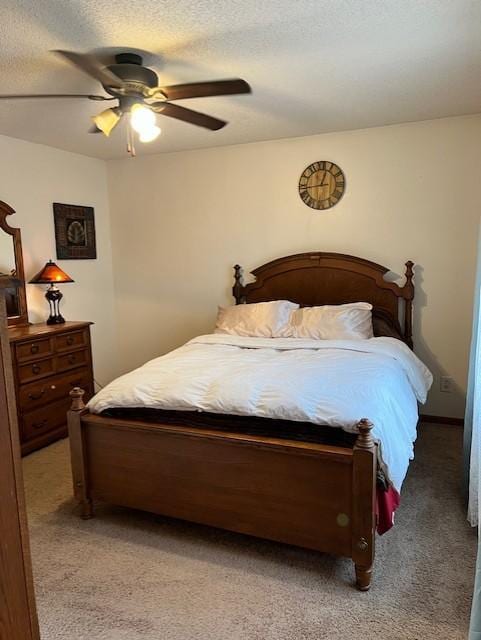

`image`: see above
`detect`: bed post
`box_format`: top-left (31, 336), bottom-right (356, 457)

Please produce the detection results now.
top-left (352, 418), bottom-right (377, 591)
top-left (67, 387), bottom-right (93, 519)
top-left (404, 260), bottom-right (414, 349)
top-left (233, 264), bottom-right (244, 304)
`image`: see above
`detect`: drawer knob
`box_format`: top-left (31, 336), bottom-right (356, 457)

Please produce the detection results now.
top-left (66, 336), bottom-right (75, 345)
top-left (32, 364), bottom-right (41, 374)
top-left (28, 390), bottom-right (45, 401)
top-left (30, 344), bottom-right (39, 354)
top-left (68, 355), bottom-right (76, 364)
top-left (51, 385), bottom-right (56, 390)
top-left (32, 419), bottom-right (48, 430)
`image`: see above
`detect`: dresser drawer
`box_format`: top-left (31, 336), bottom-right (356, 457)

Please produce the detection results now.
top-left (18, 368), bottom-right (92, 412)
top-left (18, 357), bottom-right (55, 384)
top-left (55, 330), bottom-right (88, 352)
top-left (21, 398), bottom-right (71, 442)
top-left (56, 349), bottom-right (89, 373)
top-left (16, 338), bottom-right (53, 362)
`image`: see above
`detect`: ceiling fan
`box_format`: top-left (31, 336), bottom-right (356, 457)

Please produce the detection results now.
top-left (0, 50), bottom-right (251, 155)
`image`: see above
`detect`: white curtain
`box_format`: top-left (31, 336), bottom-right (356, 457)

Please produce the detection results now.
top-left (468, 222), bottom-right (481, 639)
top-left (467, 220), bottom-right (481, 526)
top-left (468, 317), bottom-right (481, 525)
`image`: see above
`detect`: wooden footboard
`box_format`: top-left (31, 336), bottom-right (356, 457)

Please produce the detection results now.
top-left (67, 388), bottom-right (377, 590)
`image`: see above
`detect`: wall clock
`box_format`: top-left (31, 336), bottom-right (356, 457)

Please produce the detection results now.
top-left (298, 161), bottom-right (345, 210)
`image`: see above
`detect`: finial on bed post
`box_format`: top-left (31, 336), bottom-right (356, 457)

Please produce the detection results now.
top-left (404, 260), bottom-right (414, 349)
top-left (355, 418), bottom-right (374, 450)
top-left (233, 264), bottom-right (244, 304)
top-left (405, 260), bottom-right (414, 282)
top-left (70, 387), bottom-right (86, 411)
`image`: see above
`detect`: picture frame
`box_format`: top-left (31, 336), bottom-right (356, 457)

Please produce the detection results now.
top-left (53, 202), bottom-right (97, 260)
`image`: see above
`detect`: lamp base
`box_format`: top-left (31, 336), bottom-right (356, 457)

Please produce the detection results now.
top-left (46, 314), bottom-right (65, 325)
top-left (45, 285), bottom-right (66, 325)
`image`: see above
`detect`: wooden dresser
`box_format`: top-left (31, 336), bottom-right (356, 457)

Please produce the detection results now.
top-left (8, 321), bottom-right (94, 455)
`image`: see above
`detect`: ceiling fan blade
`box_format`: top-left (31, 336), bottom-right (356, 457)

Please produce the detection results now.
top-left (151, 102), bottom-right (226, 130)
top-left (153, 79), bottom-right (251, 101)
top-left (0, 93), bottom-right (113, 101)
top-left (53, 50), bottom-right (124, 89)
top-left (91, 107), bottom-right (122, 137)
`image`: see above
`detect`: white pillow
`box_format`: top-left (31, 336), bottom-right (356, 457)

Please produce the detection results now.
top-left (282, 302), bottom-right (373, 340)
top-left (215, 301), bottom-right (299, 338)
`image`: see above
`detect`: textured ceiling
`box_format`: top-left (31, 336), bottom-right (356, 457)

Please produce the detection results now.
top-left (0, 0), bottom-right (480, 159)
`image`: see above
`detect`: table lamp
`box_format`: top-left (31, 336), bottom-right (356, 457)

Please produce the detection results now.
top-left (29, 260), bottom-right (74, 325)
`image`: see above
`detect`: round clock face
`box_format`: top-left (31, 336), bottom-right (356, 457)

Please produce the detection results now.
top-left (298, 161), bottom-right (345, 210)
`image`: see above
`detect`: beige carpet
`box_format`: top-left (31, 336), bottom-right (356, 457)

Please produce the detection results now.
top-left (23, 423), bottom-right (475, 640)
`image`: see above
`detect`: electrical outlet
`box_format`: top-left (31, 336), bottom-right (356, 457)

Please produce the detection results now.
top-left (440, 376), bottom-right (454, 393)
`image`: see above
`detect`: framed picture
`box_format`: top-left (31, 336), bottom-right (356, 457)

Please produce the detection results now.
top-left (53, 203), bottom-right (97, 260)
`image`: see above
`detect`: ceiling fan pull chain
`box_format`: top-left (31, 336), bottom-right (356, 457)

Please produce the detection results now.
top-left (126, 120), bottom-right (136, 157)
top-left (126, 118), bottom-right (131, 155)
top-left (130, 122), bottom-right (136, 157)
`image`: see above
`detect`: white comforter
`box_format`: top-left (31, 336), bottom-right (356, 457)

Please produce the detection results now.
top-left (89, 335), bottom-right (432, 492)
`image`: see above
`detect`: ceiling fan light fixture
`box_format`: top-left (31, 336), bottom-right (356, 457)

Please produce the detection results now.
top-left (138, 125), bottom-right (161, 143)
top-left (0, 50), bottom-right (251, 153)
top-left (130, 104), bottom-right (156, 134)
top-left (91, 107), bottom-right (120, 136)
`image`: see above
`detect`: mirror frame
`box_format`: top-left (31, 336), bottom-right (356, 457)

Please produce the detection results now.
top-left (0, 200), bottom-right (29, 327)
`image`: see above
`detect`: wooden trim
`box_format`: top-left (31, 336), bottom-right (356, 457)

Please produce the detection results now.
top-left (68, 388), bottom-right (93, 519)
top-left (351, 419), bottom-right (377, 591)
top-left (0, 201), bottom-right (29, 328)
top-left (0, 285), bottom-right (40, 639)
top-left (8, 321), bottom-right (93, 343)
top-left (420, 414), bottom-right (464, 427)
top-left (403, 261), bottom-right (414, 349)
top-left (80, 413), bottom-right (354, 461)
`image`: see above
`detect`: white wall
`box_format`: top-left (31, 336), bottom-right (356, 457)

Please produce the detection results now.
top-left (5, 116), bottom-right (477, 418)
top-left (0, 135), bottom-right (118, 386)
top-left (107, 115), bottom-right (481, 419)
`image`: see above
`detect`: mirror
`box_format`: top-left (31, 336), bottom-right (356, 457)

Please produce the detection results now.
top-left (0, 200), bottom-right (28, 327)
top-left (0, 232), bottom-right (19, 316)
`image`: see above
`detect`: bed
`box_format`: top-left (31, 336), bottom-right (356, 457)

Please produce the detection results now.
top-left (67, 251), bottom-right (429, 590)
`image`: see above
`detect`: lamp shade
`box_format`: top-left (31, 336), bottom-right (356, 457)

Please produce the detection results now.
top-left (29, 260), bottom-right (74, 284)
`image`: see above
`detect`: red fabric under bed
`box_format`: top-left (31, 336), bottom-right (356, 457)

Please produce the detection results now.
top-left (376, 485), bottom-right (401, 534)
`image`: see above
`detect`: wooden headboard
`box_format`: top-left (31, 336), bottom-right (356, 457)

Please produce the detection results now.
top-left (232, 252), bottom-right (414, 348)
